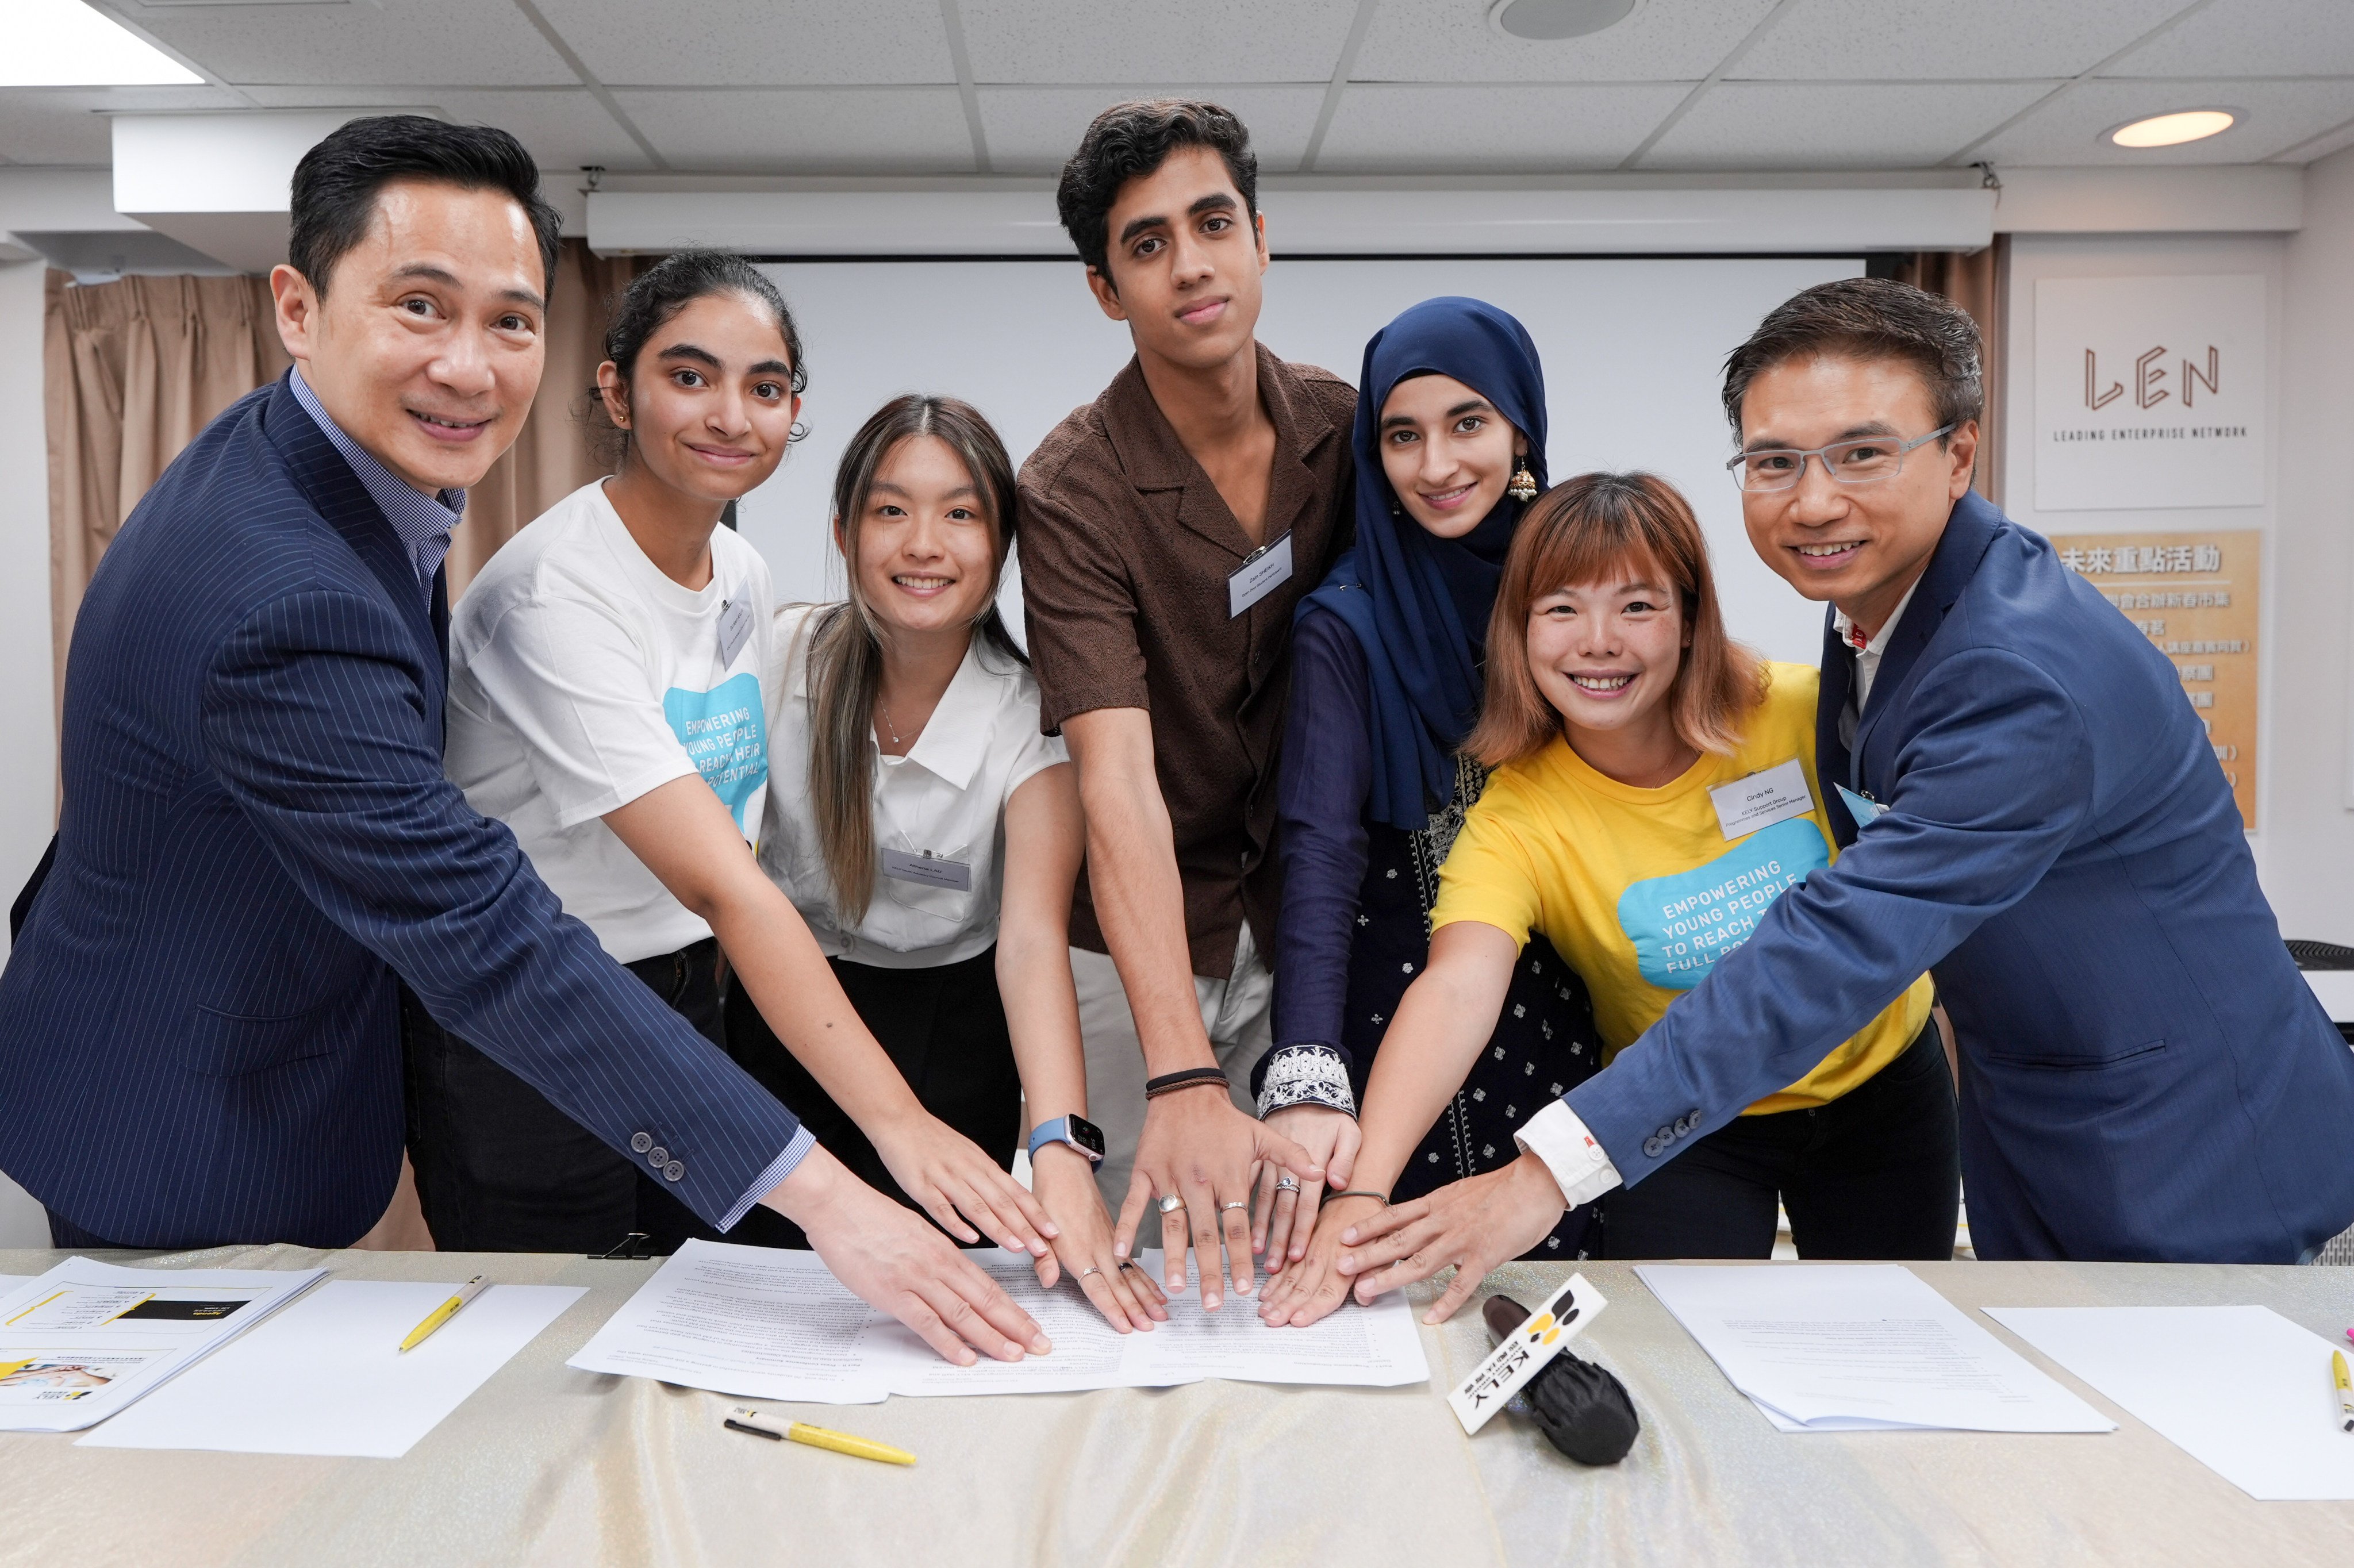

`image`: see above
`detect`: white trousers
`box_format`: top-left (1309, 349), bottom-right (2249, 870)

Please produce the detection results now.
top-left (1069, 921), bottom-right (1274, 1209)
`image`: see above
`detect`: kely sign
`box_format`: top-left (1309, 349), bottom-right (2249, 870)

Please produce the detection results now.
top-left (2033, 274), bottom-right (2267, 512)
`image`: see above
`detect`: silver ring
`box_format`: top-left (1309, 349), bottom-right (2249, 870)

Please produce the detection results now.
top-left (1274, 1175), bottom-right (1300, 1193)
top-left (1158, 1193), bottom-right (1185, 1215)
top-left (1078, 1266), bottom-right (1102, 1279)
top-left (1220, 1201), bottom-right (1249, 1213)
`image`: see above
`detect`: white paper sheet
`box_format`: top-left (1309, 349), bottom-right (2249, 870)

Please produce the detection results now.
top-left (0, 1258), bottom-right (327, 1432)
top-left (1637, 1264), bottom-right (2113, 1434)
top-left (1986, 1305), bottom-right (2354, 1500)
top-left (75, 1279), bottom-right (586, 1458)
top-left (568, 1239), bottom-right (1430, 1405)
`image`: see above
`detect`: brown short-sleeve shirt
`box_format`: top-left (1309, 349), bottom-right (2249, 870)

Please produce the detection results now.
top-left (1018, 344), bottom-right (1357, 979)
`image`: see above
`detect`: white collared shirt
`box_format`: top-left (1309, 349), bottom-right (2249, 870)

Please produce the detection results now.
top-left (759, 604), bottom-right (1070, 969)
top-left (1831, 575), bottom-right (1923, 722)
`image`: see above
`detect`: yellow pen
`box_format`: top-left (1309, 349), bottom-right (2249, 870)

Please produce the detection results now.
top-left (726, 1405), bottom-right (915, 1466)
top-left (398, 1275), bottom-right (487, 1352)
top-left (2333, 1350), bottom-right (2353, 1435)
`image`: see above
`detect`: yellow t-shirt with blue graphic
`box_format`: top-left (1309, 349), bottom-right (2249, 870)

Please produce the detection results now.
top-left (1430, 661), bottom-right (1930, 1114)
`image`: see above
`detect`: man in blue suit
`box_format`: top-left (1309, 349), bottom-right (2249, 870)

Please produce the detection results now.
top-left (1337, 278), bottom-right (2354, 1299)
top-left (0, 117), bottom-right (1046, 1369)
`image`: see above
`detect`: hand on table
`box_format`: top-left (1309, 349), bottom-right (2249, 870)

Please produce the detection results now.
top-left (1113, 1085), bottom-right (1322, 1310)
top-left (1334, 1154), bottom-right (1568, 1325)
top-left (1028, 1144), bottom-right (1168, 1332)
top-left (1257, 1190), bottom-right (1385, 1327)
top-left (1254, 1105), bottom-right (1360, 1273)
top-left (769, 1145), bottom-right (1050, 1366)
top-left (870, 1106), bottom-right (1059, 1259)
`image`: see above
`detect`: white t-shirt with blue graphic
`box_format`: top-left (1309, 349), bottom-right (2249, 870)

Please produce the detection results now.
top-left (446, 479), bottom-right (771, 963)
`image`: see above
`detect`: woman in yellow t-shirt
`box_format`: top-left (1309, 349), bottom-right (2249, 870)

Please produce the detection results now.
top-left (1262, 472), bottom-right (1956, 1327)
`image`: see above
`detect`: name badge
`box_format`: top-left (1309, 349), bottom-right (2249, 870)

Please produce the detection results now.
top-left (715, 599), bottom-right (754, 669)
top-left (881, 847), bottom-right (972, 893)
top-left (1227, 532), bottom-right (1294, 619)
top-left (1707, 757), bottom-right (1815, 841)
top-left (1447, 1273), bottom-right (1607, 1435)
top-left (1835, 784), bottom-right (1887, 829)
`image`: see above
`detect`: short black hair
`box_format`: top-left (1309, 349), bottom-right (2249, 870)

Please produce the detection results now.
top-left (1722, 276), bottom-right (1983, 439)
top-left (287, 114), bottom-right (562, 299)
top-left (1055, 99), bottom-right (1258, 282)
top-left (594, 249), bottom-right (807, 462)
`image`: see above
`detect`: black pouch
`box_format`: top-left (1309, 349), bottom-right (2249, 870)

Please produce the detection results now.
top-left (1484, 1294), bottom-right (1641, 1466)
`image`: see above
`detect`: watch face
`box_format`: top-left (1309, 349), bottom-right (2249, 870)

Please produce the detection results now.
top-left (1067, 1116), bottom-right (1106, 1159)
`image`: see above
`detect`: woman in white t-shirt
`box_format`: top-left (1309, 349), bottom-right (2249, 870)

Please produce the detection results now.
top-left (731, 394), bottom-right (1166, 1332)
top-left (429, 255), bottom-right (1065, 1308)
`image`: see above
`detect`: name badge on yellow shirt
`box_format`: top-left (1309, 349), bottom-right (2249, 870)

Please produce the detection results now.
top-left (1707, 757), bottom-right (1815, 842)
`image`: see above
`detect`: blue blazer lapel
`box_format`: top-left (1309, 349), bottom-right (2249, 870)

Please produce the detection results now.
top-left (259, 376), bottom-right (441, 658)
top-left (1816, 609), bottom-right (1859, 846)
top-left (1849, 491), bottom-right (2004, 788)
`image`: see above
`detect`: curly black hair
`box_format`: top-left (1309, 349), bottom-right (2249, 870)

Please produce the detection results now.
top-left (1054, 99), bottom-right (1258, 282)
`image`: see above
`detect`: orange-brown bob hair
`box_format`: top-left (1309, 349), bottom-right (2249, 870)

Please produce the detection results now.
top-left (1468, 471), bottom-right (1765, 768)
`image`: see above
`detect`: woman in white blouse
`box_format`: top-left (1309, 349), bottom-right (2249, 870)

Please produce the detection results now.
top-left (736, 394), bottom-right (1165, 1333)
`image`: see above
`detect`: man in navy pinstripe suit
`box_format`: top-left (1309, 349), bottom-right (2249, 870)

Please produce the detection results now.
top-left (0, 118), bottom-right (1049, 1370)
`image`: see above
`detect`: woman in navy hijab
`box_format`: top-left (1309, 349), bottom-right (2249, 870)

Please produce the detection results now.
top-left (1250, 298), bottom-right (1603, 1279)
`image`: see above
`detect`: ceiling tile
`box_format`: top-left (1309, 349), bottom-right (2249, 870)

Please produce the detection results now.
top-left (1977, 75), bottom-right (2354, 163)
top-left (0, 85), bottom-right (240, 166)
top-left (1314, 82), bottom-right (1689, 173)
top-left (1353, 0), bottom-right (1778, 83)
top-left (239, 86), bottom-right (654, 172)
top-left (977, 84), bottom-right (1324, 174)
top-left (1639, 80), bottom-right (2054, 168)
top-left (2106, 0), bottom-right (2354, 78)
top-left (2274, 117), bottom-right (2354, 162)
top-left (110, 0), bottom-right (578, 87)
top-left (1734, 0), bottom-right (2190, 80)
top-left (960, 0), bottom-right (1356, 84)
top-left (610, 87), bottom-right (976, 175)
top-left (532, 1), bottom-right (955, 88)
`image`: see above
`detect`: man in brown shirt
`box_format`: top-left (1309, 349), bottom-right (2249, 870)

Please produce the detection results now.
top-left (1019, 101), bottom-right (1357, 1310)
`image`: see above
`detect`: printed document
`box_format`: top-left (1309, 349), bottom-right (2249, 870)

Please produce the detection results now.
top-left (568, 1240), bottom-right (1430, 1404)
top-left (1987, 1306), bottom-right (2354, 1500)
top-left (78, 1279), bottom-right (586, 1458)
top-left (1637, 1264), bottom-right (2113, 1434)
top-left (0, 1256), bottom-right (325, 1432)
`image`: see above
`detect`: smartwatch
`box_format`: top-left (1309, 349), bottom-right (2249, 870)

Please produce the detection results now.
top-left (1026, 1114), bottom-right (1106, 1166)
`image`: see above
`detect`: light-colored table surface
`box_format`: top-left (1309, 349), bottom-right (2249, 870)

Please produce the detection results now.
top-left (2, 1246), bottom-right (2349, 1567)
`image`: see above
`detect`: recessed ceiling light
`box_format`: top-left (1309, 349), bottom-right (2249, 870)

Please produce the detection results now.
top-left (2108, 109), bottom-right (2237, 149)
top-left (0, 0), bottom-right (203, 88)
top-left (1489, 0), bottom-right (1643, 43)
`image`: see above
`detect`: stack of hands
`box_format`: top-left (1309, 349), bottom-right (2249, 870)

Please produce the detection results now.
top-left (777, 1089), bottom-right (1570, 1365)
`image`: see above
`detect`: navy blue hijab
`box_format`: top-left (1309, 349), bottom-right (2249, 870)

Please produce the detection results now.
top-left (1301, 297), bottom-right (1548, 832)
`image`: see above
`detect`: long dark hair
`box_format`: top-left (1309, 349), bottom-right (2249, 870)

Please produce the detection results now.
top-left (806, 395), bottom-right (1024, 922)
top-left (592, 249), bottom-right (807, 464)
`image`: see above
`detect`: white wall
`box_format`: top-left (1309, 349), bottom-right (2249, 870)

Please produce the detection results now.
top-left (2274, 145), bottom-right (2354, 944)
top-left (739, 255), bottom-right (1860, 668)
top-left (2002, 222), bottom-right (2352, 944)
top-left (0, 256), bottom-right (58, 1246)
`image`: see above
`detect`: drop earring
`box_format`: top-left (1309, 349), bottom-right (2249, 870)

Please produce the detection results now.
top-left (1507, 458), bottom-right (1538, 503)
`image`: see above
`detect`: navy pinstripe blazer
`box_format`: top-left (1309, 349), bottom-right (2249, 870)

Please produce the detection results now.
top-left (0, 374), bottom-right (802, 1247)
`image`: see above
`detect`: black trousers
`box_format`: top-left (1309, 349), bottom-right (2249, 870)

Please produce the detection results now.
top-left (719, 945), bottom-right (1022, 1250)
top-left (1604, 1020), bottom-right (1960, 1261)
top-left (403, 938), bottom-right (721, 1256)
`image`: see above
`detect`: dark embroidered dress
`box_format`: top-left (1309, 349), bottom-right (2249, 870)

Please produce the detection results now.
top-left (1268, 610), bottom-right (1606, 1259)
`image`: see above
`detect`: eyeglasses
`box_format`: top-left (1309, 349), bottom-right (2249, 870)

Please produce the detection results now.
top-left (1725, 424), bottom-right (1956, 493)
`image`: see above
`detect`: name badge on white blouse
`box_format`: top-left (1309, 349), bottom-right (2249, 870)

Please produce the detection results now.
top-left (1707, 757), bottom-right (1815, 841)
top-left (881, 847), bottom-right (972, 893)
top-left (715, 598), bottom-right (754, 669)
top-left (1226, 533), bottom-right (1293, 618)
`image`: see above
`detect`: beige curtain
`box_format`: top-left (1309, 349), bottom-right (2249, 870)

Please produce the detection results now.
top-left (1891, 235), bottom-right (2010, 508)
top-left (43, 240), bottom-right (646, 718)
top-left (44, 271), bottom-right (291, 715)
